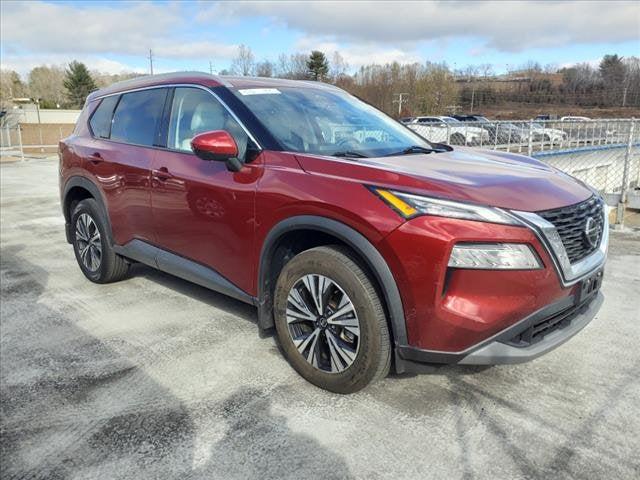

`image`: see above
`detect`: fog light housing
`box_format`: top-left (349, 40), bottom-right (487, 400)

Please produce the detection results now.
top-left (448, 243), bottom-right (542, 270)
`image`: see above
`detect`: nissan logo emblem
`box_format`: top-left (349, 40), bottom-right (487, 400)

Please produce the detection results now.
top-left (584, 217), bottom-right (601, 248)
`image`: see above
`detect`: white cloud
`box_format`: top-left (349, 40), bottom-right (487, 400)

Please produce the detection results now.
top-left (0, 54), bottom-right (145, 77)
top-left (0, 1), bottom-right (238, 60)
top-left (205, 0), bottom-right (640, 53)
top-left (293, 37), bottom-right (422, 67)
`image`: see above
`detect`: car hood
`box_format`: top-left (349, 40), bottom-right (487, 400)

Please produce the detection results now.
top-left (296, 147), bottom-right (592, 212)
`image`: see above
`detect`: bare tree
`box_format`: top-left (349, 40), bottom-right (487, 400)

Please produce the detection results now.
top-left (330, 51), bottom-right (349, 81)
top-left (230, 45), bottom-right (255, 76)
top-left (28, 65), bottom-right (67, 108)
top-left (92, 71), bottom-right (141, 89)
top-left (255, 60), bottom-right (274, 78)
top-left (0, 69), bottom-right (28, 109)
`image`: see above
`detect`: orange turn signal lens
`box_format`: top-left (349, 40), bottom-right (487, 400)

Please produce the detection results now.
top-left (374, 189), bottom-right (418, 218)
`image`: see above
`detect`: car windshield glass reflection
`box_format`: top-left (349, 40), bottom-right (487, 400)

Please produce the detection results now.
top-left (232, 87), bottom-right (436, 158)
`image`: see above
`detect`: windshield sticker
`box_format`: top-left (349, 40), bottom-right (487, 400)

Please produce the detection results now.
top-left (238, 88), bottom-right (281, 96)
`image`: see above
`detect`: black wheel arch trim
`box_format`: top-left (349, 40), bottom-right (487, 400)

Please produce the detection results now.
top-left (62, 176), bottom-right (114, 245)
top-left (256, 215), bottom-right (408, 347)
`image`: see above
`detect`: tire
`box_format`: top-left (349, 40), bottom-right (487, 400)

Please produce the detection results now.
top-left (273, 246), bottom-right (391, 394)
top-left (71, 198), bottom-right (129, 283)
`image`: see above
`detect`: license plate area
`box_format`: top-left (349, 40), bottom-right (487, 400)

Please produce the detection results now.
top-left (578, 269), bottom-right (603, 303)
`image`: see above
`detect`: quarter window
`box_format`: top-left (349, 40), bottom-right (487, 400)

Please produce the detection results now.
top-left (89, 95), bottom-right (119, 138)
top-left (110, 88), bottom-right (167, 146)
top-left (167, 87), bottom-right (248, 156)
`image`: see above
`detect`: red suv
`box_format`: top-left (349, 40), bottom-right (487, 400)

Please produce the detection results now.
top-left (59, 73), bottom-right (607, 393)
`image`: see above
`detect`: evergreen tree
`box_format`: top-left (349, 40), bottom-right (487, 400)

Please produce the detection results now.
top-left (63, 61), bottom-right (97, 108)
top-left (599, 54), bottom-right (626, 85)
top-left (307, 51), bottom-right (329, 81)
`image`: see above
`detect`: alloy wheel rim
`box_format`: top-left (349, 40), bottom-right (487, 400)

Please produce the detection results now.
top-left (75, 213), bottom-right (102, 272)
top-left (286, 274), bottom-right (360, 373)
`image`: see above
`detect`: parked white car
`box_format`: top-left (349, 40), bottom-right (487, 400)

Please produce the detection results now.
top-left (530, 122), bottom-right (567, 144)
top-left (560, 116), bottom-right (591, 122)
top-left (407, 116), bottom-right (490, 145)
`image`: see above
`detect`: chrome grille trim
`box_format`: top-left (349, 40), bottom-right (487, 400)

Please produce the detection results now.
top-left (537, 196), bottom-right (605, 263)
top-left (512, 197), bottom-right (608, 287)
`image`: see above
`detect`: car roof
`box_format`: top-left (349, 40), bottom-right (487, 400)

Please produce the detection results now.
top-left (87, 72), bottom-right (340, 102)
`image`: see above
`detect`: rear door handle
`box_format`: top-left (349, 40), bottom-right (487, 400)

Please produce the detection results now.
top-left (152, 167), bottom-right (173, 181)
top-left (88, 152), bottom-right (103, 164)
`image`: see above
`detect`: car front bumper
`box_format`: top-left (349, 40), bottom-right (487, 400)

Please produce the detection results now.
top-left (396, 291), bottom-right (603, 370)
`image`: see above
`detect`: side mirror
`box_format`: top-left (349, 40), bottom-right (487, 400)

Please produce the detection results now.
top-left (191, 130), bottom-right (242, 171)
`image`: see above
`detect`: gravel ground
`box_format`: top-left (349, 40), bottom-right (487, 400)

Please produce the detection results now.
top-left (2, 159), bottom-right (639, 480)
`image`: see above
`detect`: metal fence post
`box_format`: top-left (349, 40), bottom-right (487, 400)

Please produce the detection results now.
top-left (527, 120), bottom-right (533, 157)
top-left (17, 125), bottom-right (25, 162)
top-left (615, 120), bottom-right (636, 226)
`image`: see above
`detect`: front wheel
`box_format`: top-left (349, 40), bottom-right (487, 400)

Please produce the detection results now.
top-left (273, 246), bottom-right (391, 394)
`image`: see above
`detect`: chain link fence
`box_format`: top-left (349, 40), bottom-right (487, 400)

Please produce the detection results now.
top-left (407, 118), bottom-right (640, 213)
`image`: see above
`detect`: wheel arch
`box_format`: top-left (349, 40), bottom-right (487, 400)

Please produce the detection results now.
top-left (257, 215), bottom-right (408, 347)
top-left (62, 176), bottom-right (113, 244)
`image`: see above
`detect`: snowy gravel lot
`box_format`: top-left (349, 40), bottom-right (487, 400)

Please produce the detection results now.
top-left (2, 159), bottom-right (639, 479)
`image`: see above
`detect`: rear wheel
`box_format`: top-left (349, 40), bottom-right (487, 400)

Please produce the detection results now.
top-left (71, 199), bottom-right (129, 283)
top-left (274, 246), bottom-right (391, 393)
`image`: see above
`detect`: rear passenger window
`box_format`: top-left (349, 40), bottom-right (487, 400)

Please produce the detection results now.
top-left (89, 96), bottom-right (119, 138)
top-left (110, 89), bottom-right (167, 146)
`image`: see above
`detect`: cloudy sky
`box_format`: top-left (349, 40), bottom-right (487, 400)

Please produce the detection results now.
top-left (1, 0), bottom-right (639, 76)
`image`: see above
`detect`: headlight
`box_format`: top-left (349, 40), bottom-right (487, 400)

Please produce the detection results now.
top-left (448, 243), bottom-right (542, 270)
top-left (373, 189), bottom-right (521, 225)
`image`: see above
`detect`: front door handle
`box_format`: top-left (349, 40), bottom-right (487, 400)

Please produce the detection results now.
top-left (152, 167), bottom-right (173, 181)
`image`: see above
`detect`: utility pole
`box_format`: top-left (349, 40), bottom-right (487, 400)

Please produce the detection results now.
top-left (209, 61), bottom-right (213, 75)
top-left (148, 49), bottom-right (154, 75)
top-left (392, 93), bottom-right (409, 116)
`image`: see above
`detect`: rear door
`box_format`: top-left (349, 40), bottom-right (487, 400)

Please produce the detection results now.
top-left (85, 88), bottom-right (168, 245)
top-left (150, 86), bottom-right (262, 294)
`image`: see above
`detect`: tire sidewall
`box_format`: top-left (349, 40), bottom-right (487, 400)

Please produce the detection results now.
top-left (274, 249), bottom-right (385, 393)
top-left (71, 199), bottom-right (110, 282)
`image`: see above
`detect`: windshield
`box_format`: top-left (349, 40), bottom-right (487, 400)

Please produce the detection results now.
top-left (231, 86), bottom-right (434, 157)
top-left (441, 117), bottom-right (460, 123)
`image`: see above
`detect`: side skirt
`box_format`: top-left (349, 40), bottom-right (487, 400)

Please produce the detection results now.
top-left (114, 239), bottom-right (255, 306)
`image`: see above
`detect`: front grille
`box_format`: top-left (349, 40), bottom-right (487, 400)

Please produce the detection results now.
top-left (537, 196), bottom-right (604, 264)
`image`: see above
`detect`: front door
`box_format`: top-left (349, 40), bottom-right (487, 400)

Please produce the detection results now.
top-left (150, 86), bottom-right (262, 294)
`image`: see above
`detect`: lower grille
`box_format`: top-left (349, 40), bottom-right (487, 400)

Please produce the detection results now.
top-left (537, 195), bottom-right (604, 264)
top-left (506, 292), bottom-right (598, 348)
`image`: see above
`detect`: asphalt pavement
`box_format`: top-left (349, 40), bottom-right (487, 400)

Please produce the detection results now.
top-left (1, 159), bottom-right (639, 479)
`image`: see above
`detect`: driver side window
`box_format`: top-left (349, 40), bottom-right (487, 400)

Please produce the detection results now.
top-left (167, 87), bottom-right (248, 157)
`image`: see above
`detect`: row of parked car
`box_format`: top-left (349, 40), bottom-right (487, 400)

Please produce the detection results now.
top-left (398, 114), bottom-right (594, 146)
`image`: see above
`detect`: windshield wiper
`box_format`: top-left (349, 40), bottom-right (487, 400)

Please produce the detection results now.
top-left (331, 151), bottom-right (369, 158)
top-left (385, 145), bottom-right (441, 156)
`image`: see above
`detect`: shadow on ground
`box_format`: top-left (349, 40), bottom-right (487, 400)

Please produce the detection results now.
top-left (0, 247), bottom-right (352, 479)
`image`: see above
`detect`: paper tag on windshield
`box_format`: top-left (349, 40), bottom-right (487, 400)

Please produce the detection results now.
top-left (238, 88), bottom-right (281, 96)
